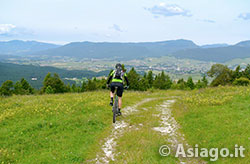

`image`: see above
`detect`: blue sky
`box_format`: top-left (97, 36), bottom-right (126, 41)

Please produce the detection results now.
top-left (0, 0), bottom-right (250, 45)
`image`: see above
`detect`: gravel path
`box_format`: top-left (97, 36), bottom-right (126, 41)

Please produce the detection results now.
top-left (90, 98), bottom-right (206, 164)
top-left (153, 100), bottom-right (207, 164)
top-left (93, 98), bottom-right (156, 164)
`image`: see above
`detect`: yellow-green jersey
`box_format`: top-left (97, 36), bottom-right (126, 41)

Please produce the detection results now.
top-left (107, 70), bottom-right (129, 85)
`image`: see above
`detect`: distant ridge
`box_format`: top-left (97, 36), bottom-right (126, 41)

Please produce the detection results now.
top-left (0, 40), bottom-right (60, 55)
top-left (172, 40), bottom-right (250, 62)
top-left (1, 39), bottom-right (250, 62)
top-left (201, 43), bottom-right (229, 49)
top-left (235, 40), bottom-right (250, 47)
top-left (30, 39), bottom-right (198, 59)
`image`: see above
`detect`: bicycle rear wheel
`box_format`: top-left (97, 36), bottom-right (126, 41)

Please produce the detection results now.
top-left (113, 107), bottom-right (116, 123)
top-left (113, 95), bottom-right (118, 123)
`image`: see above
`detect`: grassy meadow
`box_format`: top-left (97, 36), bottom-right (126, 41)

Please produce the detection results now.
top-left (0, 90), bottom-right (150, 163)
top-left (0, 87), bottom-right (249, 163)
top-left (173, 86), bottom-right (250, 164)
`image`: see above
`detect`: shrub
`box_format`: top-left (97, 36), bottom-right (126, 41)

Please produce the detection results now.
top-left (186, 77), bottom-right (195, 90)
top-left (0, 80), bottom-right (14, 96)
top-left (233, 77), bottom-right (250, 86)
top-left (14, 78), bottom-right (34, 95)
top-left (42, 73), bottom-right (66, 93)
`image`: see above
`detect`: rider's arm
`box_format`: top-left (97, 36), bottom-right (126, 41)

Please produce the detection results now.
top-left (124, 73), bottom-right (129, 86)
top-left (107, 70), bottom-right (115, 84)
top-left (107, 76), bottom-right (112, 84)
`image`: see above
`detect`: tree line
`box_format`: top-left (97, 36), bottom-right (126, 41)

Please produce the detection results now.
top-left (207, 64), bottom-right (250, 86)
top-left (1, 64), bottom-right (250, 96)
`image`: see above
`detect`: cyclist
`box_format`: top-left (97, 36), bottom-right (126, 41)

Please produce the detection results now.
top-left (106, 63), bottom-right (129, 116)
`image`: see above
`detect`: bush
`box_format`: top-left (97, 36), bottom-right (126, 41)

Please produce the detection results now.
top-left (0, 80), bottom-right (14, 96)
top-left (86, 79), bottom-right (97, 91)
top-left (186, 77), bottom-right (195, 90)
top-left (14, 78), bottom-right (34, 95)
top-left (127, 67), bottom-right (140, 90)
top-left (233, 77), bottom-right (250, 86)
top-left (208, 64), bottom-right (232, 86)
top-left (153, 71), bottom-right (172, 90)
top-left (42, 73), bottom-right (66, 93)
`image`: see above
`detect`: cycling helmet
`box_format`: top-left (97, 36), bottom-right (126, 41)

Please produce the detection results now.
top-left (115, 63), bottom-right (122, 69)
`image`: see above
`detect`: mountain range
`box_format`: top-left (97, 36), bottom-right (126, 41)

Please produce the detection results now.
top-left (0, 40), bottom-right (60, 55)
top-left (29, 39), bottom-right (198, 59)
top-left (173, 41), bottom-right (250, 62)
top-left (0, 39), bottom-right (250, 62)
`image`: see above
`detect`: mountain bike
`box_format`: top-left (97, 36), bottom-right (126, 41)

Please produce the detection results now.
top-left (109, 85), bottom-right (128, 123)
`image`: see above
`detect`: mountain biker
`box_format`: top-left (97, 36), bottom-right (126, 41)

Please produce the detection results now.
top-left (106, 63), bottom-right (129, 116)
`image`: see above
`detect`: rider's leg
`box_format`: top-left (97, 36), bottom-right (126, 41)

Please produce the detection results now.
top-left (110, 91), bottom-right (114, 99)
top-left (118, 96), bottom-right (122, 109)
top-left (110, 91), bottom-right (114, 106)
top-left (117, 83), bottom-right (123, 115)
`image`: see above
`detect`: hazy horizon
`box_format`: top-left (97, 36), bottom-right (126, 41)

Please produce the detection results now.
top-left (0, 38), bottom-right (242, 46)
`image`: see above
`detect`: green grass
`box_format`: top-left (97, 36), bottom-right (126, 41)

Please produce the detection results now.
top-left (1, 87), bottom-right (249, 164)
top-left (0, 90), bottom-right (153, 163)
top-left (172, 86), bottom-right (250, 164)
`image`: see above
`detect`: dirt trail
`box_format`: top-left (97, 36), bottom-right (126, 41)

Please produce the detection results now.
top-left (92, 98), bottom-right (156, 164)
top-left (90, 98), bottom-right (206, 164)
top-left (153, 100), bottom-right (207, 164)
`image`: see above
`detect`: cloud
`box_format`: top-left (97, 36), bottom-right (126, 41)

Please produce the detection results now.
top-left (197, 19), bottom-right (216, 23)
top-left (110, 24), bottom-right (123, 32)
top-left (0, 24), bottom-right (16, 35)
top-left (239, 13), bottom-right (250, 20)
top-left (145, 3), bottom-right (192, 17)
top-left (0, 24), bottom-right (34, 37)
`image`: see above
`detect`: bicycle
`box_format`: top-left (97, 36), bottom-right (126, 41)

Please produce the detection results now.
top-left (108, 85), bottom-right (128, 123)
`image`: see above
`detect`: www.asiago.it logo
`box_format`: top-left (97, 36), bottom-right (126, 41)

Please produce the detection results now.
top-left (159, 144), bottom-right (245, 161)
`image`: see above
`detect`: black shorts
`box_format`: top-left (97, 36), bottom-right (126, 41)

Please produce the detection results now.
top-left (110, 82), bottom-right (124, 97)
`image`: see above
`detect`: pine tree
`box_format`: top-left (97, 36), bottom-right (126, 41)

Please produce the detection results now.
top-left (186, 77), bottom-right (195, 90)
top-left (177, 78), bottom-right (186, 90)
top-left (53, 73), bottom-right (66, 93)
top-left (201, 75), bottom-right (208, 87)
top-left (81, 81), bottom-right (87, 92)
top-left (0, 80), bottom-right (14, 96)
top-left (14, 81), bottom-right (24, 95)
top-left (165, 75), bottom-right (172, 89)
top-left (42, 73), bottom-right (66, 93)
top-left (20, 78), bottom-right (34, 94)
top-left (153, 74), bottom-right (160, 89)
top-left (147, 70), bottom-right (154, 88)
top-left (65, 83), bottom-right (71, 92)
top-left (138, 77), bottom-right (149, 91)
top-left (71, 83), bottom-right (77, 92)
top-left (196, 80), bottom-right (203, 89)
top-left (153, 71), bottom-right (172, 89)
top-left (86, 79), bottom-right (97, 91)
top-left (243, 64), bottom-right (250, 79)
top-left (127, 67), bottom-right (140, 90)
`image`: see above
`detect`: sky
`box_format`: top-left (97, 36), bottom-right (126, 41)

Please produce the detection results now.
top-left (0, 0), bottom-right (250, 45)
